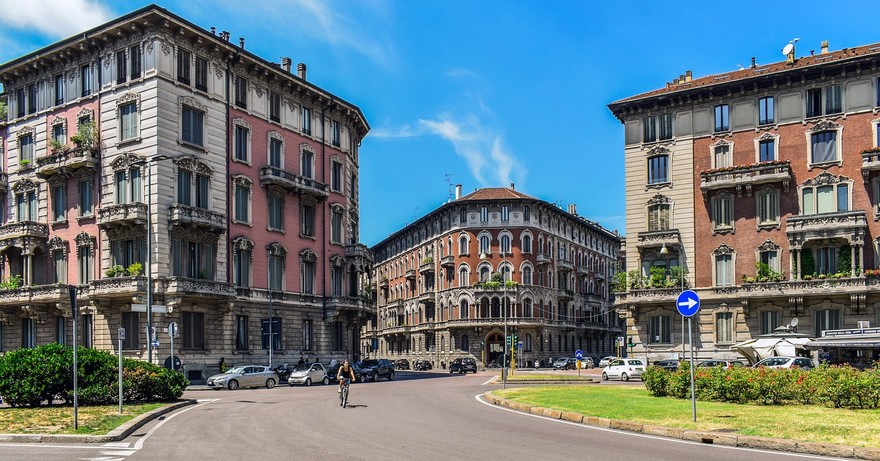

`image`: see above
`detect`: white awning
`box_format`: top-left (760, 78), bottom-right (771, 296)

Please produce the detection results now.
top-left (731, 336), bottom-right (813, 364)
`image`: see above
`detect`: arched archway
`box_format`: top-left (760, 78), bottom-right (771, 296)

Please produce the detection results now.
top-left (486, 332), bottom-right (504, 365)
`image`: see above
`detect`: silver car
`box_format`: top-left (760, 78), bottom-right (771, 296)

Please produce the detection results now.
top-left (287, 362), bottom-right (330, 386)
top-left (206, 365), bottom-right (279, 390)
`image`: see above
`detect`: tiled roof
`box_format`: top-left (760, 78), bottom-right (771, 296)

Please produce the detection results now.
top-left (609, 42), bottom-right (880, 107)
top-left (457, 187), bottom-right (536, 202)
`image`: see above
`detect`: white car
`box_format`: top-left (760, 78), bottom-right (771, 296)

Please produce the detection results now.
top-left (602, 359), bottom-right (646, 382)
top-left (753, 356), bottom-right (814, 370)
top-left (598, 356), bottom-right (617, 368)
top-left (287, 362), bottom-right (330, 386)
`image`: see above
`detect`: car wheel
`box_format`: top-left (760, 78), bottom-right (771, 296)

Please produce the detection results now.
top-left (449, 369), bottom-right (454, 374)
top-left (228, 380), bottom-right (239, 390)
top-left (266, 378), bottom-right (276, 389)
top-left (388, 371), bottom-right (395, 381)
top-left (622, 373), bottom-right (629, 382)
top-left (359, 374), bottom-right (367, 384)
top-left (601, 372), bottom-right (608, 381)
top-left (372, 372), bottom-right (378, 382)
top-left (322, 376), bottom-right (330, 385)
top-left (305, 378), bottom-right (312, 386)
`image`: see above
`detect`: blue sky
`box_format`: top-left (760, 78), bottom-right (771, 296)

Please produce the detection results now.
top-left (0, 0), bottom-right (876, 245)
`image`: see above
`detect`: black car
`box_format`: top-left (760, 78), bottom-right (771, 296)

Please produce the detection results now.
top-left (394, 359), bottom-right (410, 370)
top-left (273, 363), bottom-right (294, 382)
top-left (449, 357), bottom-right (477, 374)
top-left (358, 359), bottom-right (395, 381)
top-left (652, 359), bottom-right (679, 371)
top-left (326, 361), bottom-right (366, 383)
top-left (553, 358), bottom-right (577, 370)
top-left (412, 359), bottom-right (432, 371)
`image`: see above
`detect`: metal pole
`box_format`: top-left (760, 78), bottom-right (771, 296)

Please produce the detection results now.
top-left (146, 160), bottom-right (153, 365)
top-left (72, 303), bottom-right (78, 429)
top-left (171, 328), bottom-right (175, 372)
top-left (118, 331), bottom-right (123, 415)
top-left (688, 316), bottom-right (696, 422)
top-left (502, 256), bottom-right (507, 389)
top-left (268, 257), bottom-right (273, 369)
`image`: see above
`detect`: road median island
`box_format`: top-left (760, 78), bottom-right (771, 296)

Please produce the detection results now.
top-left (485, 385), bottom-right (880, 460)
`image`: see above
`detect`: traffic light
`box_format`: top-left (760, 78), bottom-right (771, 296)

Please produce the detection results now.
top-left (627, 336), bottom-right (635, 348)
top-left (480, 340), bottom-right (485, 350)
top-left (512, 334), bottom-right (519, 348)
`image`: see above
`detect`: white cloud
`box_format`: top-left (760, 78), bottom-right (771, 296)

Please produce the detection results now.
top-left (0, 0), bottom-right (113, 39)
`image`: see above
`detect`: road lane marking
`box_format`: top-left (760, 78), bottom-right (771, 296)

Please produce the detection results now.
top-left (132, 398), bottom-right (217, 450)
top-left (101, 443), bottom-right (131, 448)
top-left (480, 376), bottom-right (496, 385)
top-left (474, 395), bottom-right (846, 461)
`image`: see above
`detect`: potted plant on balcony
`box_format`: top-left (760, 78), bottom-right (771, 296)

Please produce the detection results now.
top-left (104, 265), bottom-right (125, 277)
top-left (0, 274), bottom-right (23, 289)
top-left (421, 256), bottom-right (434, 265)
top-left (18, 159), bottom-right (30, 168)
top-left (49, 139), bottom-right (64, 153)
top-left (127, 262), bottom-right (143, 276)
top-left (71, 121), bottom-right (96, 149)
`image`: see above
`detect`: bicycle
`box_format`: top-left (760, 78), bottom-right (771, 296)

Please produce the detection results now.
top-left (339, 378), bottom-right (350, 408)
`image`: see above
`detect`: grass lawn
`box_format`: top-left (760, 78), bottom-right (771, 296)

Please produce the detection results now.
top-left (494, 385), bottom-right (880, 448)
top-left (502, 373), bottom-right (593, 382)
top-left (0, 403), bottom-right (165, 435)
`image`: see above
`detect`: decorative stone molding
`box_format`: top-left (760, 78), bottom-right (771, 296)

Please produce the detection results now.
top-left (300, 248), bottom-right (317, 263)
top-left (12, 179), bottom-right (38, 194)
top-left (179, 95), bottom-right (207, 113)
top-left (713, 243), bottom-right (735, 256)
top-left (110, 152), bottom-right (144, 170)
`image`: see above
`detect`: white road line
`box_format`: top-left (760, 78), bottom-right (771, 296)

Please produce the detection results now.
top-left (132, 399), bottom-right (217, 450)
top-left (100, 450), bottom-right (136, 456)
top-left (480, 376), bottom-right (497, 385)
top-left (473, 394), bottom-right (847, 461)
top-left (101, 442), bottom-right (131, 448)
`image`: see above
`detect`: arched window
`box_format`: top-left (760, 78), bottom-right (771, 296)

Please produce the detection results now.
top-left (479, 234), bottom-right (490, 254)
top-left (458, 235), bottom-right (469, 255)
top-left (522, 234), bottom-right (532, 253)
top-left (461, 334), bottom-right (470, 352)
top-left (522, 266), bottom-right (532, 285)
top-left (500, 234), bottom-right (511, 254)
top-left (460, 299), bottom-right (469, 319)
top-left (480, 266), bottom-right (490, 281)
top-left (458, 266), bottom-right (469, 287)
top-left (524, 333), bottom-right (532, 352)
top-left (524, 298), bottom-right (533, 317)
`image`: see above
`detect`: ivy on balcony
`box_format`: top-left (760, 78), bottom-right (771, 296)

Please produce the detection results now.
top-left (700, 159), bottom-right (789, 175)
top-left (619, 266), bottom-right (687, 291)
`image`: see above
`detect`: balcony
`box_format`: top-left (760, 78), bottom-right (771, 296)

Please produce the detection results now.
top-left (700, 160), bottom-right (792, 197)
top-left (0, 284), bottom-right (68, 306)
top-left (90, 276), bottom-right (147, 299)
top-left (440, 255), bottom-right (455, 267)
top-left (612, 288), bottom-right (679, 306)
top-left (861, 149), bottom-right (880, 181)
top-left (97, 203), bottom-right (148, 228)
top-left (786, 210), bottom-right (867, 246)
top-left (419, 260), bottom-right (435, 274)
top-left (35, 147), bottom-right (98, 179)
top-left (325, 296), bottom-right (373, 320)
top-left (345, 243), bottom-right (371, 262)
top-left (379, 278), bottom-right (388, 288)
top-left (557, 259), bottom-right (573, 270)
top-left (418, 290), bottom-right (435, 303)
top-left (259, 166), bottom-right (328, 200)
top-left (405, 269), bottom-right (416, 280)
top-left (558, 289), bottom-right (574, 300)
top-left (636, 229), bottom-right (680, 251)
top-left (536, 253), bottom-right (551, 265)
top-left (161, 276), bottom-right (236, 298)
top-left (0, 221), bottom-right (49, 243)
top-left (168, 204), bottom-right (227, 233)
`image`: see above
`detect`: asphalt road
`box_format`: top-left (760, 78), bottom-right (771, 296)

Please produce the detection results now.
top-left (0, 370), bottom-right (850, 461)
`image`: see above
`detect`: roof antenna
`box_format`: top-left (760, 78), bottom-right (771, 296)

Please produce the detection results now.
top-left (445, 173), bottom-right (456, 202)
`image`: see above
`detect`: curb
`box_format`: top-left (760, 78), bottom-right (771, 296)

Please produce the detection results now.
top-left (483, 392), bottom-right (880, 461)
top-left (0, 399), bottom-right (197, 444)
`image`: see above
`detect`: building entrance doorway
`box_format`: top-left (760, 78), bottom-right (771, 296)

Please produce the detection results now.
top-left (487, 332), bottom-right (504, 365)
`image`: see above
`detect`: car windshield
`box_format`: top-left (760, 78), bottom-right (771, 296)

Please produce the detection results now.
top-left (293, 363), bottom-right (312, 371)
top-left (227, 366), bottom-right (246, 374)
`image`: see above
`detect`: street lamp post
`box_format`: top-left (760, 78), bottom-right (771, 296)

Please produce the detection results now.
top-left (268, 255), bottom-right (274, 370)
top-left (481, 250), bottom-right (510, 388)
top-left (143, 154), bottom-right (174, 365)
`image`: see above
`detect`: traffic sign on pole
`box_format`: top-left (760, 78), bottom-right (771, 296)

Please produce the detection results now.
top-left (575, 349), bottom-right (583, 360)
top-left (676, 290), bottom-right (701, 317)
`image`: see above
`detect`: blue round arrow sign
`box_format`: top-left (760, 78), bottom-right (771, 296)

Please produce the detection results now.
top-left (676, 290), bottom-right (700, 317)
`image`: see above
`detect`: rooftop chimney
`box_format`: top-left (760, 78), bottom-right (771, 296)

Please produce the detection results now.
top-left (221, 31), bottom-right (230, 41)
top-left (821, 40), bottom-right (829, 54)
top-left (685, 70), bottom-right (692, 82)
top-left (239, 37), bottom-right (245, 49)
top-left (750, 57), bottom-right (756, 68)
top-left (210, 27), bottom-right (216, 36)
top-left (509, 182), bottom-right (515, 190)
top-left (568, 204), bottom-right (577, 215)
top-left (297, 63), bottom-right (307, 80)
top-left (281, 57), bottom-right (292, 73)
top-left (455, 184), bottom-right (462, 200)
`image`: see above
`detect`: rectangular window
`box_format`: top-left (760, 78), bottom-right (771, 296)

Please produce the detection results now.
top-left (302, 319), bottom-right (313, 351)
top-left (826, 84), bottom-right (842, 114)
top-left (480, 206), bottom-right (488, 223)
top-left (501, 206), bottom-right (509, 222)
top-left (714, 104), bottom-right (729, 132)
top-left (116, 50), bottom-right (127, 85)
top-left (233, 247), bottom-right (251, 287)
top-left (111, 238), bottom-right (145, 268)
top-left (269, 92), bottom-right (281, 122)
top-left (181, 106), bottom-right (204, 146)
top-left (648, 204), bottom-right (669, 232)
top-left (269, 138), bottom-right (282, 167)
top-left (757, 190), bottom-right (778, 224)
top-left (56, 316), bottom-right (66, 344)
top-left (331, 162), bottom-right (343, 192)
top-left (120, 102), bottom-right (137, 141)
top-left (647, 155), bottom-right (668, 184)
top-left (302, 261), bottom-right (315, 294)
top-left (234, 184), bottom-right (250, 222)
top-left (79, 179), bottom-right (93, 217)
top-left (78, 244), bottom-right (93, 284)
top-left (15, 88), bottom-right (25, 118)
top-left (642, 116), bottom-right (656, 142)
top-left (171, 240), bottom-right (215, 279)
top-left (81, 314), bottom-right (93, 348)
top-left (715, 254), bottom-right (733, 286)
top-left (659, 113), bottom-right (673, 140)
top-left (235, 76), bottom-right (247, 108)
top-left (714, 145), bottom-right (731, 168)
top-left (122, 312), bottom-right (139, 350)
top-left (716, 313), bottom-right (733, 344)
top-left (759, 139), bottom-right (775, 162)
top-left (301, 151), bottom-right (313, 178)
top-left (810, 131), bottom-right (837, 164)
top-left (269, 254), bottom-right (283, 291)
top-left (52, 185), bottom-right (66, 222)
top-left (177, 49), bottom-right (191, 85)
top-left (806, 88), bottom-right (822, 117)
top-left (16, 191), bottom-right (36, 222)
top-left (331, 210), bottom-right (342, 243)
top-left (268, 194), bottom-right (283, 230)
top-left (130, 45), bottom-right (141, 80)
top-left (235, 315), bottom-right (249, 350)
top-left (20, 134), bottom-right (34, 162)
top-left (649, 315), bottom-right (671, 344)
top-left (81, 65), bottom-right (91, 97)
top-left (349, 174), bottom-right (356, 200)
top-left (54, 74), bottom-right (64, 105)
top-left (235, 126), bottom-right (249, 161)
top-left (52, 124), bottom-right (65, 145)
top-left (814, 308), bottom-right (840, 337)
top-left (331, 120), bottom-right (340, 146)
top-left (301, 203), bottom-right (315, 237)
top-left (53, 249), bottom-right (65, 283)
top-left (815, 247), bottom-right (838, 275)
top-left (802, 188), bottom-right (814, 215)
top-left (758, 96), bottom-right (775, 125)
top-left (260, 317), bottom-right (281, 351)
top-left (195, 56), bottom-right (208, 91)
top-left (182, 312), bottom-right (205, 349)
top-left (760, 250), bottom-right (779, 272)
top-left (837, 183), bottom-right (849, 212)
top-left (178, 170), bottom-right (192, 206)
top-left (27, 84), bottom-right (36, 115)
top-left (817, 185), bottom-right (834, 213)
top-left (760, 311), bottom-right (780, 335)
top-left (196, 174), bottom-right (209, 209)
top-left (21, 318), bottom-right (36, 348)
top-left (301, 106), bottom-right (311, 135)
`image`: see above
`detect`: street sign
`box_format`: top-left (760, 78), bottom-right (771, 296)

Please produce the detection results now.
top-left (167, 321), bottom-right (179, 338)
top-left (131, 303), bottom-right (168, 313)
top-left (517, 341), bottom-right (523, 349)
top-left (151, 340), bottom-right (160, 347)
top-left (575, 349), bottom-right (583, 360)
top-left (616, 336), bottom-right (624, 345)
top-left (676, 290), bottom-right (701, 317)
top-left (118, 327), bottom-right (125, 341)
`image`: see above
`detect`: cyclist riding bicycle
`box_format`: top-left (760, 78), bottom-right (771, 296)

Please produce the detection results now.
top-left (338, 360), bottom-right (355, 393)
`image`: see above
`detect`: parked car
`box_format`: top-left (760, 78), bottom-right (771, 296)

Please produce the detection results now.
top-left (273, 363), bottom-right (294, 383)
top-left (449, 357), bottom-right (478, 374)
top-left (326, 361), bottom-right (366, 383)
top-left (652, 359), bottom-right (680, 371)
top-left (601, 358), bottom-right (646, 382)
top-left (553, 357), bottom-right (577, 370)
top-left (697, 359), bottom-right (746, 369)
top-left (207, 365), bottom-right (279, 390)
top-left (413, 359), bottom-right (433, 371)
top-left (394, 359), bottom-right (410, 370)
top-left (753, 356), bottom-right (815, 370)
top-left (598, 356), bottom-right (617, 368)
top-left (287, 362), bottom-right (330, 386)
top-left (579, 357), bottom-right (595, 369)
top-left (358, 359), bottom-right (395, 381)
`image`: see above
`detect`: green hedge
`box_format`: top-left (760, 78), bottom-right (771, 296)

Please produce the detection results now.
top-left (642, 362), bottom-right (880, 409)
top-left (0, 344), bottom-right (189, 407)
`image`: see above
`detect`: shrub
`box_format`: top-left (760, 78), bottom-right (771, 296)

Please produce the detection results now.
top-left (641, 366), bottom-right (669, 396)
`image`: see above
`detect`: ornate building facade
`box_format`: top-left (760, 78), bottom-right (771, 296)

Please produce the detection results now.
top-left (608, 41), bottom-right (880, 361)
top-left (364, 186), bottom-right (621, 368)
top-left (0, 5), bottom-right (371, 381)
